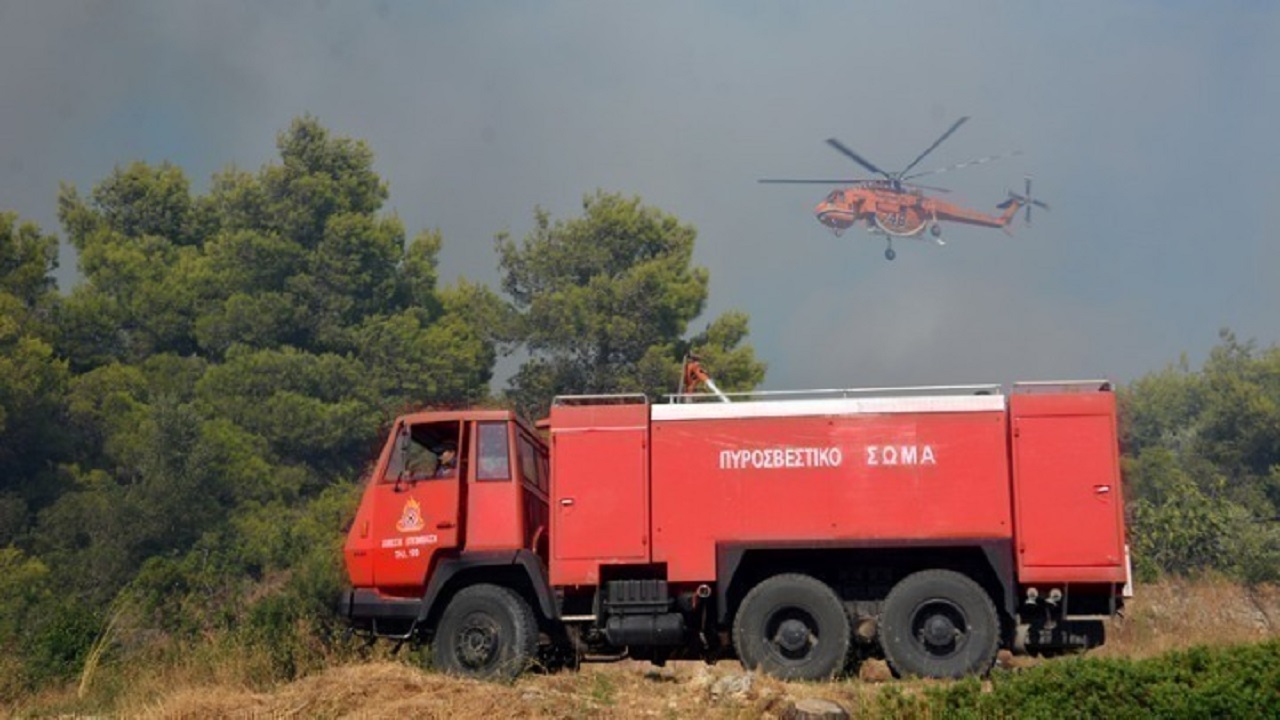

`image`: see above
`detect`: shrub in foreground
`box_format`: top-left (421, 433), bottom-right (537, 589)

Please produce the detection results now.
top-left (875, 640), bottom-right (1280, 719)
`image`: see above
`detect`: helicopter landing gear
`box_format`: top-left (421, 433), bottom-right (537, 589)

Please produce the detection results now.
top-left (884, 240), bottom-right (896, 261)
top-left (930, 223), bottom-right (942, 238)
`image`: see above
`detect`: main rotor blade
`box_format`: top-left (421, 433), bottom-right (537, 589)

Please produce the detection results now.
top-left (758, 178), bottom-right (865, 184)
top-left (902, 150), bottom-right (1022, 180)
top-left (825, 138), bottom-right (891, 179)
top-left (898, 116), bottom-right (970, 177)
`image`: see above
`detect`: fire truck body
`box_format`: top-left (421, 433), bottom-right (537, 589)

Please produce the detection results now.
top-left (341, 382), bottom-right (1128, 680)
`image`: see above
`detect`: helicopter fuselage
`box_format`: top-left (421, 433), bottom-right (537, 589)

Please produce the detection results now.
top-left (815, 185), bottom-right (1022, 238)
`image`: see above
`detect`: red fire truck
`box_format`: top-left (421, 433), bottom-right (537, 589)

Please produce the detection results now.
top-left (341, 379), bottom-right (1130, 680)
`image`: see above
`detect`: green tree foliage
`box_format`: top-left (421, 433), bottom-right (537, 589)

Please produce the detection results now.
top-left (0, 547), bottom-right (53, 693)
top-left (1126, 449), bottom-right (1240, 578)
top-left (0, 213), bottom-right (67, 540)
top-left (1121, 330), bottom-right (1280, 582)
top-left (497, 191), bottom-right (765, 417)
top-left (1, 117), bottom-right (502, 694)
top-left (0, 212), bottom-right (60, 311)
top-left (55, 118), bottom-right (489, 375)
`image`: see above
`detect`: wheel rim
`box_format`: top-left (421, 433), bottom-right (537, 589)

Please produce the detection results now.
top-left (909, 599), bottom-right (969, 658)
top-left (455, 611), bottom-right (502, 670)
top-left (763, 607), bottom-right (821, 665)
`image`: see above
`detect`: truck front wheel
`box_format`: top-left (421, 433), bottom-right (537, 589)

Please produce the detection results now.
top-left (732, 573), bottom-right (851, 680)
top-left (879, 569), bottom-right (999, 679)
top-left (432, 584), bottom-right (537, 680)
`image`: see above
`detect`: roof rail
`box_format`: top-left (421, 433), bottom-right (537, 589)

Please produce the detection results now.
top-left (1012, 380), bottom-right (1112, 394)
top-left (552, 393), bottom-right (649, 406)
top-left (662, 384), bottom-right (1001, 404)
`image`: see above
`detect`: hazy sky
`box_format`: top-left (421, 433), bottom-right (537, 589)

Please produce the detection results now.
top-left (2, 1), bottom-right (1277, 391)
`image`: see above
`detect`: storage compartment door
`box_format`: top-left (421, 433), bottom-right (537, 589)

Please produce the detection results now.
top-left (552, 428), bottom-right (649, 563)
top-left (1014, 415), bottom-right (1124, 568)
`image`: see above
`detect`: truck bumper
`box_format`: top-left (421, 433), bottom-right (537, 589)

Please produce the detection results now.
top-left (338, 588), bottom-right (423, 632)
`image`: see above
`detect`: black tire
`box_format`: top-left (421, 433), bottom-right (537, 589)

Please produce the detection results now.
top-left (885, 247), bottom-right (897, 261)
top-left (432, 584), bottom-right (538, 680)
top-left (879, 569), bottom-right (999, 679)
top-left (732, 573), bottom-right (851, 681)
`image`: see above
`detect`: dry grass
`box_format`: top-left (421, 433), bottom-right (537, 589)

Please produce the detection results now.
top-left (1100, 575), bottom-right (1279, 658)
top-left (125, 660), bottom-right (884, 720)
top-left (9, 578), bottom-right (1280, 719)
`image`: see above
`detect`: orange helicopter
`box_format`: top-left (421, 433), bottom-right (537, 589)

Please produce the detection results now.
top-left (760, 117), bottom-right (1048, 260)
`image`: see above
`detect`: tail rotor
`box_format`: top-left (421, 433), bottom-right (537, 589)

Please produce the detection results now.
top-left (998, 175), bottom-right (1050, 225)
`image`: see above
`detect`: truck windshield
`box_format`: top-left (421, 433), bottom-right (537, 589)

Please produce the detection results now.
top-left (383, 421), bottom-right (460, 482)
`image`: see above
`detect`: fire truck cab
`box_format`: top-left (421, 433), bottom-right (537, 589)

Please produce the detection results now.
top-left (341, 381), bottom-right (1129, 681)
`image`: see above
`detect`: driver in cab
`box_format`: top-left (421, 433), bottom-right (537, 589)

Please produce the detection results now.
top-left (433, 445), bottom-right (458, 478)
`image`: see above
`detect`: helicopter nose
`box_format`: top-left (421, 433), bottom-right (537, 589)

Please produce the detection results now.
top-left (815, 203), bottom-right (853, 230)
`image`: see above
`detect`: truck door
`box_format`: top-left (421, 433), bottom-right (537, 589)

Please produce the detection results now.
top-left (1011, 395), bottom-right (1125, 574)
top-left (370, 420), bottom-right (465, 589)
top-left (549, 402), bottom-right (650, 586)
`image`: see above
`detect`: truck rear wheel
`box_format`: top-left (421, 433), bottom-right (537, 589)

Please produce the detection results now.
top-left (879, 569), bottom-right (999, 679)
top-left (432, 584), bottom-right (537, 680)
top-left (732, 573), bottom-right (851, 680)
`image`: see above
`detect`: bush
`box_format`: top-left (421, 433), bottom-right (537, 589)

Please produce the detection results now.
top-left (23, 602), bottom-right (103, 687)
top-left (888, 640), bottom-right (1280, 719)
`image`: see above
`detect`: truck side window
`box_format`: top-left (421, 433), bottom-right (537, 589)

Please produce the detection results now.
top-left (476, 421), bottom-right (510, 481)
top-left (518, 434), bottom-right (543, 491)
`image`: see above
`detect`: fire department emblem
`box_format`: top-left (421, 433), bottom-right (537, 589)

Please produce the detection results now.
top-left (396, 498), bottom-right (425, 533)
